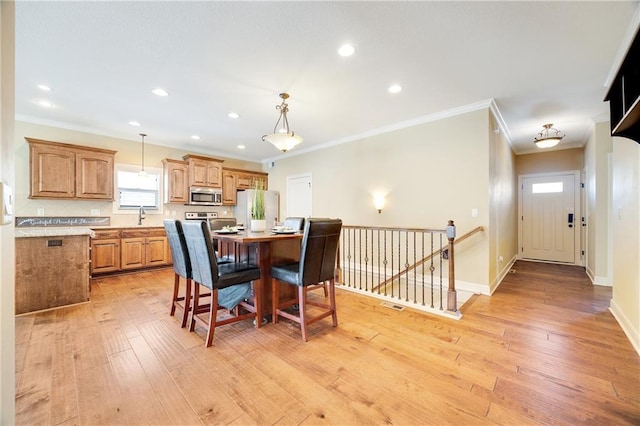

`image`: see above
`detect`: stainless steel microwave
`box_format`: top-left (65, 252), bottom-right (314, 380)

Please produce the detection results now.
top-left (188, 186), bottom-right (222, 206)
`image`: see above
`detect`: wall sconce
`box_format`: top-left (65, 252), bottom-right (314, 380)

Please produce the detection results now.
top-left (374, 195), bottom-right (385, 214)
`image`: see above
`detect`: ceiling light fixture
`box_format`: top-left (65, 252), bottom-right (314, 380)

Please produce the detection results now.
top-left (338, 44), bottom-right (355, 57)
top-left (534, 123), bottom-right (564, 148)
top-left (191, 135), bottom-right (201, 140)
top-left (388, 84), bottom-right (402, 94)
top-left (37, 84), bottom-right (51, 91)
top-left (228, 112), bottom-right (240, 119)
top-left (37, 100), bottom-right (54, 108)
top-left (129, 121), bottom-right (140, 126)
top-left (151, 88), bottom-right (169, 97)
top-left (262, 92), bottom-right (303, 152)
top-left (139, 133), bottom-right (147, 176)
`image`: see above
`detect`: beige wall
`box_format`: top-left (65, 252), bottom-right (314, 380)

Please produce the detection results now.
top-left (610, 137), bottom-right (640, 353)
top-left (584, 121), bottom-right (613, 285)
top-left (488, 114), bottom-right (517, 292)
top-left (515, 147), bottom-right (584, 176)
top-left (267, 108), bottom-right (493, 291)
top-left (14, 121), bottom-right (263, 227)
top-left (0, 1), bottom-right (16, 422)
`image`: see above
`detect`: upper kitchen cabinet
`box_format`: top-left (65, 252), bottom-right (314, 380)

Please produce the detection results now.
top-left (162, 158), bottom-right (189, 204)
top-left (221, 169), bottom-right (237, 205)
top-left (27, 138), bottom-right (116, 200)
top-left (605, 28), bottom-right (640, 143)
top-left (233, 169), bottom-right (268, 190)
top-left (183, 154), bottom-right (224, 188)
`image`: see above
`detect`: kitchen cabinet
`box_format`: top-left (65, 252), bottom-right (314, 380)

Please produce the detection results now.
top-left (183, 154), bottom-right (224, 188)
top-left (221, 169), bottom-right (237, 205)
top-left (91, 227), bottom-right (171, 276)
top-left (162, 158), bottom-right (189, 203)
top-left (91, 229), bottom-right (121, 274)
top-left (228, 168), bottom-right (268, 190)
top-left (121, 229), bottom-right (170, 270)
top-left (27, 138), bottom-right (116, 200)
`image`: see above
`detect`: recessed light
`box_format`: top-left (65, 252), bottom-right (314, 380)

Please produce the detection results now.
top-left (388, 84), bottom-right (402, 94)
top-left (128, 121), bottom-right (140, 126)
top-left (37, 100), bottom-right (54, 108)
top-left (191, 135), bottom-right (201, 140)
top-left (228, 112), bottom-right (240, 119)
top-left (237, 145), bottom-right (245, 150)
top-left (37, 84), bottom-right (51, 92)
top-left (151, 88), bottom-right (169, 97)
top-left (338, 44), bottom-right (355, 57)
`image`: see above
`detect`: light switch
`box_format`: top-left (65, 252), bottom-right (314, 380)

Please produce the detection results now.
top-left (91, 209), bottom-right (101, 216)
top-left (37, 208), bottom-right (45, 216)
top-left (471, 208), bottom-right (479, 218)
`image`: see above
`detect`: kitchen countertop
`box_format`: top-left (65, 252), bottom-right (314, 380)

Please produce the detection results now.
top-left (15, 227), bottom-right (95, 238)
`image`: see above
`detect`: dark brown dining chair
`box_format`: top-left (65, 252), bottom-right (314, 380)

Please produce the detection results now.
top-left (271, 218), bottom-right (342, 341)
top-left (164, 219), bottom-right (193, 328)
top-left (182, 220), bottom-right (262, 347)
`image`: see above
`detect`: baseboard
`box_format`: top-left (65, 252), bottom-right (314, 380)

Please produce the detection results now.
top-left (489, 255), bottom-right (517, 295)
top-left (609, 298), bottom-right (640, 356)
top-left (586, 267), bottom-right (612, 287)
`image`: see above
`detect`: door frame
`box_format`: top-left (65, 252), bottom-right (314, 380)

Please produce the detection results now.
top-left (517, 170), bottom-right (583, 266)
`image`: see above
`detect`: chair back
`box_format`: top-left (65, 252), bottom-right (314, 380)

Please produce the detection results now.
top-left (164, 219), bottom-right (192, 279)
top-left (283, 217), bottom-right (305, 231)
top-left (182, 221), bottom-right (219, 290)
top-left (298, 218), bottom-right (343, 286)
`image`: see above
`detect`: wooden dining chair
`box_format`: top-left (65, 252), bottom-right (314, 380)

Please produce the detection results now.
top-left (271, 218), bottom-right (342, 341)
top-left (182, 220), bottom-right (262, 347)
top-left (163, 219), bottom-right (193, 328)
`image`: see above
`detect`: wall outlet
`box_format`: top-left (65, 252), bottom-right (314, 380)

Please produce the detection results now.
top-left (471, 208), bottom-right (479, 218)
top-left (90, 209), bottom-right (101, 216)
top-left (37, 208), bottom-right (45, 216)
top-left (499, 256), bottom-right (504, 263)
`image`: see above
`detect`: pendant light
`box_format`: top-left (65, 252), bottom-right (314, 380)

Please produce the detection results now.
top-left (139, 133), bottom-right (147, 176)
top-left (534, 124), bottom-right (564, 148)
top-left (262, 93), bottom-right (303, 152)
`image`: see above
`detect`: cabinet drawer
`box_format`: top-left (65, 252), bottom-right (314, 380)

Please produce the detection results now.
top-left (92, 229), bottom-right (121, 239)
top-left (121, 228), bottom-right (165, 238)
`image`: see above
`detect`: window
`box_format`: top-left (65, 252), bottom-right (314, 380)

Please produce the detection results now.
top-left (115, 164), bottom-right (162, 212)
top-left (532, 182), bottom-right (563, 194)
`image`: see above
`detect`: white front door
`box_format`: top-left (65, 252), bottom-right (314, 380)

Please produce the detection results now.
top-left (286, 174), bottom-right (312, 218)
top-left (520, 173), bottom-right (577, 263)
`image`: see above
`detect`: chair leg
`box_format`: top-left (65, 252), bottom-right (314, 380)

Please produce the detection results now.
top-left (254, 279), bottom-right (263, 328)
top-left (323, 280), bottom-right (329, 297)
top-left (170, 273), bottom-right (180, 316)
top-left (205, 289), bottom-right (218, 347)
top-left (189, 281), bottom-right (200, 332)
top-left (181, 278), bottom-right (192, 328)
top-left (298, 286), bottom-right (308, 342)
top-left (272, 277), bottom-right (279, 324)
top-left (329, 278), bottom-right (338, 327)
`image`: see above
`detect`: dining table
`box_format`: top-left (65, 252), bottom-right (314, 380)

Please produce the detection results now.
top-left (212, 229), bottom-right (303, 318)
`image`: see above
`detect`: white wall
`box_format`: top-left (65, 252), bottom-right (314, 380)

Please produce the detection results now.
top-left (267, 108), bottom-right (493, 291)
top-left (584, 121), bottom-right (613, 285)
top-left (610, 136), bottom-right (640, 354)
top-left (0, 1), bottom-right (16, 422)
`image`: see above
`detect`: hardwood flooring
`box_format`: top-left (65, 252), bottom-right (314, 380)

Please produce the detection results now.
top-left (15, 260), bottom-right (640, 425)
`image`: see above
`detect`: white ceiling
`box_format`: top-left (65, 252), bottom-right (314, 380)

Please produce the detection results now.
top-left (15, 1), bottom-right (640, 163)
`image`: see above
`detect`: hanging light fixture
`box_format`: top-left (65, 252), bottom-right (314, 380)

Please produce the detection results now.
top-left (534, 123), bottom-right (565, 148)
top-left (262, 93), bottom-right (303, 152)
top-left (138, 133), bottom-right (147, 176)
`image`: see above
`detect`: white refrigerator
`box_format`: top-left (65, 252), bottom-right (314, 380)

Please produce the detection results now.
top-left (234, 190), bottom-right (280, 229)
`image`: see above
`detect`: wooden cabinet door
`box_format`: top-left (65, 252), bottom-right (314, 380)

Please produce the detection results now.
top-left (163, 159), bottom-right (188, 203)
top-left (121, 237), bottom-right (146, 270)
top-left (91, 238), bottom-right (121, 274)
top-left (29, 143), bottom-right (75, 198)
top-left (76, 151), bottom-right (114, 199)
top-left (236, 172), bottom-right (253, 190)
top-left (206, 162), bottom-right (222, 188)
top-left (188, 158), bottom-right (210, 187)
top-left (222, 170), bottom-right (237, 205)
top-left (146, 236), bottom-right (169, 266)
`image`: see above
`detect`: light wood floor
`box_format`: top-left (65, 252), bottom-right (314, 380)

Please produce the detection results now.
top-left (15, 260), bottom-right (640, 425)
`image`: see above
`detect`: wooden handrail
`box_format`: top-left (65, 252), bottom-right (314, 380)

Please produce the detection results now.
top-left (372, 226), bottom-right (484, 291)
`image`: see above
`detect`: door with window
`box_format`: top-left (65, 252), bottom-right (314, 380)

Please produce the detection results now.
top-left (520, 172), bottom-right (578, 263)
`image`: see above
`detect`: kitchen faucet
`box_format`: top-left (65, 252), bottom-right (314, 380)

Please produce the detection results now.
top-left (138, 206), bottom-right (146, 225)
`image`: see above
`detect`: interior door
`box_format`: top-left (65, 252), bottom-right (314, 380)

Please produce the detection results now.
top-left (521, 173), bottom-right (576, 263)
top-left (286, 174), bottom-right (312, 218)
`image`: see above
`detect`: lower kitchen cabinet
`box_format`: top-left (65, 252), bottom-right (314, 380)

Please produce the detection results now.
top-left (91, 227), bottom-right (171, 276)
